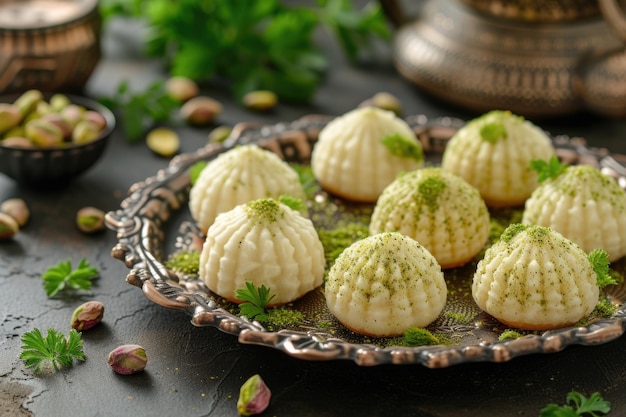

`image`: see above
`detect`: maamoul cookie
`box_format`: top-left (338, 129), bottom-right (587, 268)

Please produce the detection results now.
top-left (311, 107), bottom-right (423, 202)
top-left (441, 110), bottom-right (555, 207)
top-left (522, 163), bottom-right (626, 262)
top-left (325, 232), bottom-right (447, 337)
top-left (369, 167), bottom-right (490, 269)
top-left (199, 198), bottom-right (325, 306)
top-left (189, 145), bottom-right (306, 232)
top-left (472, 224), bottom-right (600, 330)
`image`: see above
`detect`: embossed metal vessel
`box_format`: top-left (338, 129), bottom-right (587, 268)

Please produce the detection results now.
top-left (382, 0), bottom-right (626, 118)
top-left (0, 0), bottom-right (101, 94)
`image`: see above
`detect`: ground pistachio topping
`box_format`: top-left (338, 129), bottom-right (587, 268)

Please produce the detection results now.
top-left (244, 198), bottom-right (285, 224)
top-left (415, 173), bottom-right (448, 211)
top-left (381, 133), bottom-right (424, 162)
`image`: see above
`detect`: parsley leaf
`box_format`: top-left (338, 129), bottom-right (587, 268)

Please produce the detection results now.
top-left (99, 80), bottom-right (180, 143)
top-left (42, 258), bottom-right (99, 298)
top-left (588, 248), bottom-right (616, 289)
top-left (20, 328), bottom-right (86, 373)
top-left (530, 156), bottom-right (567, 183)
top-left (99, 0), bottom-right (390, 103)
top-left (235, 282), bottom-right (275, 322)
top-left (540, 391), bottom-right (610, 417)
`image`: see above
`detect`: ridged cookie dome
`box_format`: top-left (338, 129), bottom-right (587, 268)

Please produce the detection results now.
top-left (311, 107), bottom-right (423, 202)
top-left (369, 167), bottom-right (490, 269)
top-left (472, 224), bottom-right (600, 330)
top-left (189, 145), bottom-right (306, 232)
top-left (522, 164), bottom-right (626, 262)
top-left (441, 110), bottom-right (555, 207)
top-left (200, 198), bottom-right (325, 306)
top-left (325, 232), bottom-right (447, 337)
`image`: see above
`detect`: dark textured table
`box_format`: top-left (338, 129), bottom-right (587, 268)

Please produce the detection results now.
top-left (2, 12), bottom-right (626, 417)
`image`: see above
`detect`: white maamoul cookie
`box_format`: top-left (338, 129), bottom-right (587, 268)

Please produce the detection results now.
top-left (472, 224), bottom-right (599, 330)
top-left (311, 107), bottom-right (423, 202)
top-left (325, 232), bottom-right (447, 337)
top-left (441, 110), bottom-right (555, 207)
top-left (189, 145), bottom-right (306, 232)
top-left (522, 165), bottom-right (626, 262)
top-left (369, 167), bottom-right (490, 269)
top-left (200, 198), bottom-right (325, 306)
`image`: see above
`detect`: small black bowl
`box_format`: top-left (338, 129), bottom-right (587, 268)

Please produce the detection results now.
top-left (0, 94), bottom-right (115, 188)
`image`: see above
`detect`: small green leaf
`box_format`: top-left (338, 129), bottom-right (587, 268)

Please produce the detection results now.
top-left (235, 282), bottom-right (275, 322)
top-left (588, 249), bottom-right (615, 288)
top-left (530, 156), bottom-right (567, 183)
top-left (20, 328), bottom-right (85, 374)
top-left (41, 258), bottom-right (99, 298)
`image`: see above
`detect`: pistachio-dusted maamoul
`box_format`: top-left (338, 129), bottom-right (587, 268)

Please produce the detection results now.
top-left (200, 198), bottom-right (325, 306)
top-left (472, 224), bottom-right (600, 330)
top-left (522, 164), bottom-right (626, 262)
top-left (325, 232), bottom-right (447, 337)
top-left (311, 107), bottom-right (423, 202)
top-left (189, 145), bottom-right (306, 232)
top-left (369, 167), bottom-right (490, 269)
top-left (441, 110), bottom-right (555, 207)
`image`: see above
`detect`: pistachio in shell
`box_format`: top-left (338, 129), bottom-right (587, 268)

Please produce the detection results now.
top-left (1, 198), bottom-right (29, 227)
top-left (24, 119), bottom-right (63, 147)
top-left (0, 212), bottom-right (19, 240)
top-left (180, 96), bottom-right (222, 126)
top-left (165, 76), bottom-right (199, 102)
top-left (76, 206), bottom-right (106, 234)
top-left (14, 89), bottom-right (43, 117)
top-left (1, 137), bottom-right (33, 149)
top-left (72, 120), bottom-right (101, 144)
top-left (146, 127), bottom-right (180, 157)
top-left (0, 103), bottom-right (22, 134)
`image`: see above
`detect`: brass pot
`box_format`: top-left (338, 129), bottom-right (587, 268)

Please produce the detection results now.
top-left (0, 0), bottom-right (101, 94)
top-left (382, 0), bottom-right (626, 118)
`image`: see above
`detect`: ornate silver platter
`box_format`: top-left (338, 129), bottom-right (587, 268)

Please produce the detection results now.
top-left (105, 113), bottom-right (626, 367)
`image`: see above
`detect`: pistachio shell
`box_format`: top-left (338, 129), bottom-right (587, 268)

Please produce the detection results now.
top-left (0, 212), bottom-right (19, 239)
top-left (1, 198), bottom-right (29, 227)
top-left (180, 96), bottom-right (222, 126)
top-left (242, 90), bottom-right (277, 112)
top-left (165, 76), bottom-right (199, 102)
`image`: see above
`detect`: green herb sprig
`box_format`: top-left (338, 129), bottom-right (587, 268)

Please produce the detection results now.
top-left (540, 391), bottom-right (610, 417)
top-left (42, 258), bottom-right (99, 298)
top-left (99, 0), bottom-right (390, 103)
top-left (235, 282), bottom-right (275, 322)
top-left (588, 248), bottom-right (616, 289)
top-left (99, 80), bottom-right (180, 143)
top-left (530, 156), bottom-right (567, 183)
top-left (20, 328), bottom-right (86, 374)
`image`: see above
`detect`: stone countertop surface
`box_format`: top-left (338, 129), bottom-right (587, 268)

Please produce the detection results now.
top-left (2, 12), bottom-right (626, 417)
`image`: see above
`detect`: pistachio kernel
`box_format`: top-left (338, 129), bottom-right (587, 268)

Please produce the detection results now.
top-left (237, 374), bottom-right (271, 416)
top-left (180, 96), bottom-right (222, 126)
top-left (146, 127), bottom-right (180, 157)
top-left (76, 206), bottom-right (105, 234)
top-left (107, 345), bottom-right (147, 375)
top-left (71, 300), bottom-right (104, 331)
top-left (243, 90), bottom-right (278, 112)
